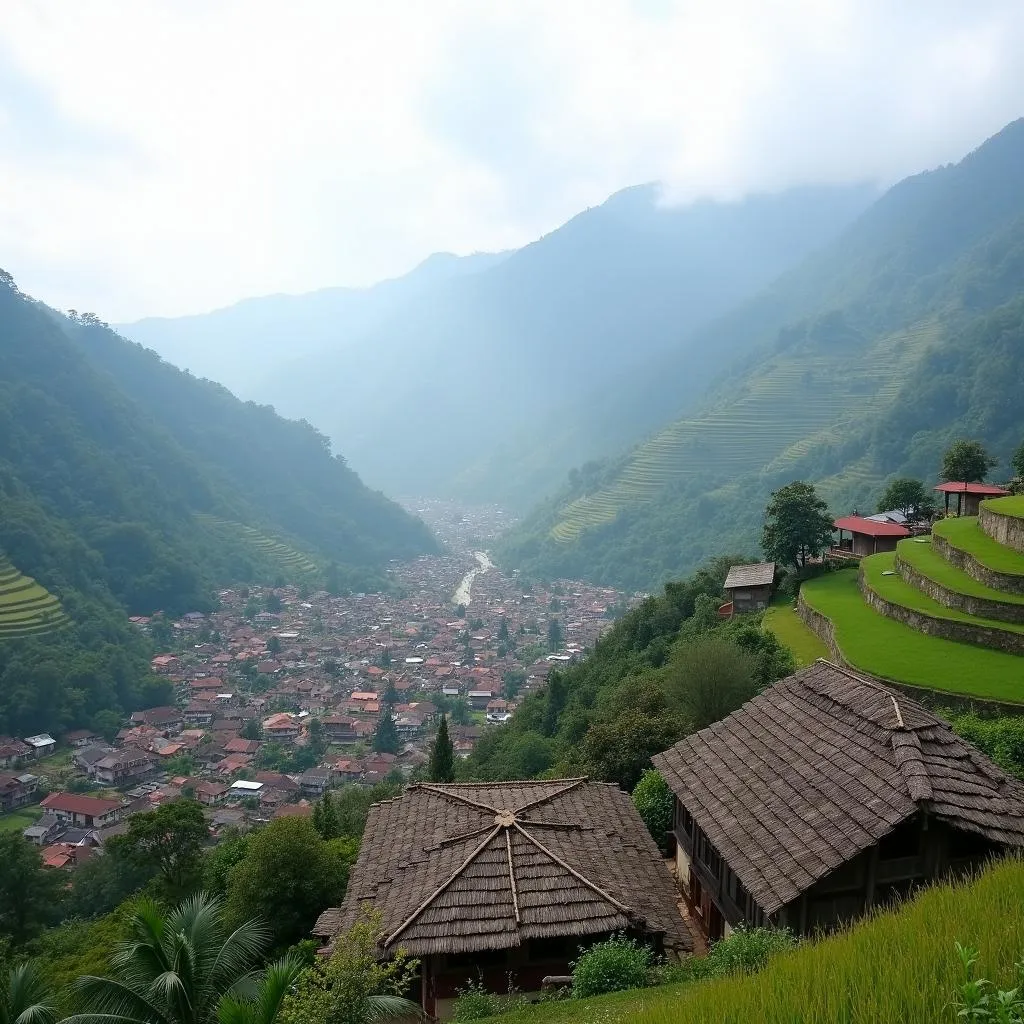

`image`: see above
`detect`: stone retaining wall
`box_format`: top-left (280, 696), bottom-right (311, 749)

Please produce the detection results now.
top-left (932, 532), bottom-right (1024, 596)
top-left (981, 504), bottom-right (1024, 554)
top-left (859, 570), bottom-right (1024, 656)
top-left (796, 592), bottom-right (845, 664)
top-left (895, 554), bottom-right (1024, 625)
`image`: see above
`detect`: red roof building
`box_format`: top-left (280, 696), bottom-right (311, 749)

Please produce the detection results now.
top-left (833, 515), bottom-right (910, 557)
top-left (934, 482), bottom-right (1011, 517)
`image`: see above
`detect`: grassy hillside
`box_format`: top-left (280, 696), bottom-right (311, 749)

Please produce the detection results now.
top-left (500, 118), bottom-right (1024, 589)
top-left (0, 553), bottom-right (67, 641)
top-left (484, 857), bottom-right (1024, 1024)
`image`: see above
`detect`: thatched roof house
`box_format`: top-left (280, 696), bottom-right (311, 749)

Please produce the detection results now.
top-left (315, 778), bottom-right (693, 1018)
top-left (654, 660), bottom-right (1024, 941)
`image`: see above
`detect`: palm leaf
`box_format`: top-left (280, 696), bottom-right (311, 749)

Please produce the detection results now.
top-left (4, 962), bottom-right (57, 1024)
top-left (364, 994), bottom-right (422, 1023)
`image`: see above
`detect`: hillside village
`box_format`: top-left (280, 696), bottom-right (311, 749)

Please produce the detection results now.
top-left (0, 502), bottom-right (631, 868)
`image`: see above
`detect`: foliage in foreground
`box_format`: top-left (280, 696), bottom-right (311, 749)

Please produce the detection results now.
top-left (482, 857), bottom-right (1024, 1024)
top-left (571, 936), bottom-right (654, 999)
top-left (631, 771), bottom-right (673, 854)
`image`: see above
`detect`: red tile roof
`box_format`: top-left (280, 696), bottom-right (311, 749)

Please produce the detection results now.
top-left (934, 482), bottom-right (1011, 496)
top-left (833, 515), bottom-right (910, 538)
top-left (41, 792), bottom-right (122, 816)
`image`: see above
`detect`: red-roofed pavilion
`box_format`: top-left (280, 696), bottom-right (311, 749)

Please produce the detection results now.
top-left (833, 515), bottom-right (910, 557)
top-left (934, 482), bottom-right (1010, 517)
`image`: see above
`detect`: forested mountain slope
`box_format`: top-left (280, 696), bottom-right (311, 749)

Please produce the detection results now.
top-left (0, 273), bottom-right (436, 735)
top-left (123, 184), bottom-right (875, 505)
top-left (499, 118), bottom-right (1024, 589)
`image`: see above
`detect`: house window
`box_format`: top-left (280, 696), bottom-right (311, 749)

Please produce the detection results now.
top-left (678, 805), bottom-right (694, 837)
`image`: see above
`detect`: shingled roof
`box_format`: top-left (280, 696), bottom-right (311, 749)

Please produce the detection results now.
top-left (315, 779), bottom-right (693, 956)
top-left (653, 660), bottom-right (1024, 916)
top-left (723, 562), bottom-right (776, 589)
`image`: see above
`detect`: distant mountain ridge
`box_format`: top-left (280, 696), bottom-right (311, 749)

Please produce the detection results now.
top-left (120, 182), bottom-right (877, 504)
top-left (497, 117), bottom-right (1024, 589)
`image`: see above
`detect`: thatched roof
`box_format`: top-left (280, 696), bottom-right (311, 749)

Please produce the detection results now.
top-left (654, 660), bottom-right (1024, 916)
top-left (315, 778), bottom-right (693, 956)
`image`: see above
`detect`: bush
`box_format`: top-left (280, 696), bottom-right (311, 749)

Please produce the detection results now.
top-left (571, 935), bottom-right (654, 999)
top-left (632, 770), bottom-right (673, 853)
top-left (704, 925), bottom-right (796, 977)
top-left (451, 978), bottom-right (525, 1021)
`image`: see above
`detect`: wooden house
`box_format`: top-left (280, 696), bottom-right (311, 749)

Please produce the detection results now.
top-left (314, 779), bottom-right (693, 1019)
top-left (722, 562), bottom-right (777, 613)
top-left (653, 661), bottom-right (1024, 942)
top-left (832, 515), bottom-right (910, 556)
top-left (934, 481), bottom-right (1010, 517)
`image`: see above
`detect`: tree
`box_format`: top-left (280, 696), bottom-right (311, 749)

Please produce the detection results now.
top-left (264, 592), bottom-right (283, 614)
top-left (377, 648), bottom-right (392, 669)
top-left (266, 635), bottom-right (281, 655)
top-left (112, 799), bottom-right (208, 900)
top-left (581, 711), bottom-right (685, 792)
top-left (761, 480), bottom-right (834, 569)
top-left (225, 817), bottom-right (357, 950)
top-left (277, 911), bottom-right (419, 1024)
top-left (428, 715), bottom-right (455, 783)
top-left (372, 707), bottom-right (400, 755)
top-left (1012, 440), bottom-right (1024, 480)
top-left (497, 618), bottom-right (510, 643)
top-left (67, 894), bottom-right (302, 1024)
top-left (632, 770), bottom-right (674, 854)
top-left (312, 791), bottom-right (340, 840)
top-left (380, 679), bottom-right (398, 706)
top-left (0, 833), bottom-right (62, 946)
top-left (667, 635), bottom-right (761, 732)
top-left (941, 439), bottom-right (997, 483)
top-left (877, 478), bottom-right (935, 520)
top-left (0, 961), bottom-right (55, 1024)
top-left (240, 718), bottom-right (262, 741)
top-left (547, 618), bottom-right (563, 652)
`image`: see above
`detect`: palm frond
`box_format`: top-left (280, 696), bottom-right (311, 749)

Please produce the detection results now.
top-left (206, 919), bottom-right (270, 996)
top-left (364, 993), bottom-right (422, 1023)
top-left (5, 962), bottom-right (56, 1024)
top-left (68, 975), bottom-right (169, 1024)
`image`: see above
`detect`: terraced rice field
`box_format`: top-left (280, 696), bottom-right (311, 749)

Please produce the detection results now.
top-left (194, 515), bottom-right (320, 578)
top-left (800, 568), bottom-right (1024, 701)
top-left (0, 554), bottom-right (68, 641)
top-left (550, 320), bottom-right (941, 542)
top-left (932, 517), bottom-right (1024, 576)
top-left (896, 537), bottom-right (1024, 606)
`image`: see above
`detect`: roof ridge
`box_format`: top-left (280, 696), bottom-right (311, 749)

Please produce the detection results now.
top-left (809, 659), bottom-right (908, 730)
top-left (891, 729), bottom-right (933, 803)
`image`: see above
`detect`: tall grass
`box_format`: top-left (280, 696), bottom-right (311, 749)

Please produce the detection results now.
top-left (489, 857), bottom-right (1024, 1024)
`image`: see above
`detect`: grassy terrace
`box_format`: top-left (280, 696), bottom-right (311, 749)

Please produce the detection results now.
top-left (800, 568), bottom-right (1024, 700)
top-left (862, 552), bottom-right (1024, 635)
top-left (0, 806), bottom-right (42, 832)
top-left (896, 537), bottom-right (1024, 605)
top-left (0, 554), bottom-right (67, 640)
top-left (985, 495), bottom-right (1024, 518)
top-left (934, 516), bottom-right (1024, 576)
top-left (485, 858), bottom-right (1024, 1024)
top-left (762, 603), bottom-right (829, 666)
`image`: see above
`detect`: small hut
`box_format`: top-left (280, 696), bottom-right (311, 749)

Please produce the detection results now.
top-left (832, 515), bottom-right (910, 556)
top-left (722, 562), bottom-right (777, 613)
top-left (934, 482), bottom-right (1010, 518)
top-left (314, 779), bottom-right (693, 1019)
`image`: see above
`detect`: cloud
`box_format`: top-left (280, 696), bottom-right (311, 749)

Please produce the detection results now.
top-left (0, 0), bottom-right (1022, 320)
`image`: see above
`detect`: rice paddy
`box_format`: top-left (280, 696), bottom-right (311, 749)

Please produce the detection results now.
top-left (487, 857), bottom-right (1024, 1024)
top-left (0, 553), bottom-right (68, 641)
top-left (194, 514), bottom-right (320, 578)
top-left (761, 603), bottom-right (829, 666)
top-left (800, 568), bottom-right (1024, 700)
top-left (549, 320), bottom-right (940, 543)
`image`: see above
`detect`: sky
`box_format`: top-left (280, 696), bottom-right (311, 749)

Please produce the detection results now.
top-left (1, 0), bottom-right (1023, 321)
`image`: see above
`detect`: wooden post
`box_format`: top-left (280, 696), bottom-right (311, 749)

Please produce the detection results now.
top-left (864, 846), bottom-right (878, 911)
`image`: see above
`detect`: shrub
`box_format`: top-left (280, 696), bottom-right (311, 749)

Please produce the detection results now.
top-left (451, 977), bottom-right (525, 1021)
top-left (953, 942), bottom-right (1024, 1022)
top-left (632, 770), bottom-right (674, 853)
top-left (703, 925), bottom-right (796, 977)
top-left (571, 935), bottom-right (654, 999)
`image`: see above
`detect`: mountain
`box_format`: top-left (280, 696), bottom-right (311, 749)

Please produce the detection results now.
top-left (119, 250), bottom-right (511, 399)
top-left (0, 272), bottom-right (437, 734)
top-left (498, 118), bottom-right (1024, 590)
top-left (121, 183), bottom-right (876, 504)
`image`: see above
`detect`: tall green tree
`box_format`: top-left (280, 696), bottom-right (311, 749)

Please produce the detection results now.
top-left (372, 708), bottom-right (400, 755)
top-left (428, 715), bottom-right (455, 783)
top-left (547, 618), bottom-right (563, 652)
top-left (877, 478), bottom-right (935, 520)
top-left (667, 634), bottom-right (761, 732)
top-left (761, 480), bottom-right (834, 569)
top-left (941, 439), bottom-right (997, 483)
top-left (0, 961), bottom-right (55, 1024)
top-left (66, 894), bottom-right (302, 1024)
top-left (0, 834), bottom-right (63, 946)
top-left (1011, 440), bottom-right (1024, 480)
top-left (225, 817), bottom-right (356, 951)
top-left (632, 770), bottom-right (674, 855)
top-left (112, 799), bottom-right (209, 900)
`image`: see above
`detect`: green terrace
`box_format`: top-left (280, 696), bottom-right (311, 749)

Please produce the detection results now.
top-left (800, 568), bottom-right (1024, 701)
top-left (986, 495), bottom-right (1024, 518)
top-left (762, 603), bottom-right (829, 667)
top-left (0, 554), bottom-right (68, 640)
top-left (549, 320), bottom-right (940, 543)
top-left (194, 514), bottom-right (320, 578)
top-left (933, 516), bottom-right (1024, 576)
top-left (896, 537), bottom-right (1024, 608)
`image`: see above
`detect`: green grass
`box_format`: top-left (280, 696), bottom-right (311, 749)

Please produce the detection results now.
top-left (934, 517), bottom-right (1024, 576)
top-left (762, 603), bottom-right (829, 666)
top-left (896, 537), bottom-right (1024, 606)
top-left (800, 569), bottom-right (1024, 700)
top-left (985, 495), bottom-right (1024, 518)
top-left (863, 552), bottom-right (1024, 635)
top-left (0, 553), bottom-right (67, 640)
top-left (0, 806), bottom-right (43, 831)
top-left (486, 858), bottom-right (1024, 1024)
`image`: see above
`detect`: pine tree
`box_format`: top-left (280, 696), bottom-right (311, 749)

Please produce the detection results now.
top-left (373, 706), bottom-right (400, 754)
top-left (429, 715), bottom-right (455, 783)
